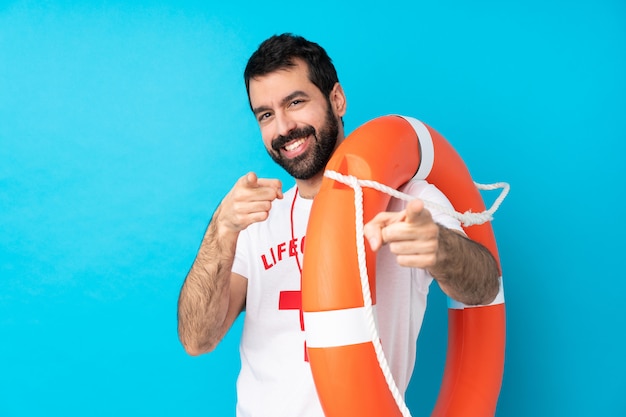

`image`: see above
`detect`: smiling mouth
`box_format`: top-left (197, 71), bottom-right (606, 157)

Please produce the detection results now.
top-left (283, 138), bottom-right (306, 152)
top-left (272, 125), bottom-right (316, 154)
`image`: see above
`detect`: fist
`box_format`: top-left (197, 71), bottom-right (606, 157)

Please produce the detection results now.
top-left (363, 199), bottom-right (439, 269)
top-left (218, 172), bottom-right (283, 232)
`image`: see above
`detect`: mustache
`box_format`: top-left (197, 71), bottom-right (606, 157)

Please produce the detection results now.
top-left (271, 126), bottom-right (316, 152)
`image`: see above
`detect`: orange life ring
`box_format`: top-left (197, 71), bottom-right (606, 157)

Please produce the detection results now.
top-left (302, 115), bottom-right (505, 416)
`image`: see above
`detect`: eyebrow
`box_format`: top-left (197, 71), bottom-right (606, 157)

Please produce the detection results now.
top-left (252, 90), bottom-right (310, 116)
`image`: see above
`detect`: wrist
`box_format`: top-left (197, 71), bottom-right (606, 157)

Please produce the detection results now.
top-left (208, 208), bottom-right (240, 248)
top-left (427, 225), bottom-right (455, 280)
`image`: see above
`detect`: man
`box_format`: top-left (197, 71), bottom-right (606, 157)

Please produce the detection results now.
top-left (177, 33), bottom-right (500, 417)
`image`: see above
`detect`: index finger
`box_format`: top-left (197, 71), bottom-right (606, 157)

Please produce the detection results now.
top-left (242, 172), bottom-right (259, 188)
top-left (405, 199), bottom-right (430, 225)
top-left (256, 177), bottom-right (283, 199)
top-left (239, 172), bottom-right (283, 200)
top-left (363, 210), bottom-right (404, 251)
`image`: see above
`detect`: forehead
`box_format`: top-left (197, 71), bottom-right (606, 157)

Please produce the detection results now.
top-left (248, 60), bottom-right (321, 108)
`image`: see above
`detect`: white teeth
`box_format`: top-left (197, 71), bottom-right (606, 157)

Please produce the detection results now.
top-left (284, 138), bottom-right (305, 152)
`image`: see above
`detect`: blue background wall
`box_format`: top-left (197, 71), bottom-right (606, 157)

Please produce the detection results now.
top-left (1, 1), bottom-right (624, 416)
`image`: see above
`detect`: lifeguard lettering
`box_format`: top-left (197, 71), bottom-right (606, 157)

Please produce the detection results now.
top-left (260, 236), bottom-right (306, 270)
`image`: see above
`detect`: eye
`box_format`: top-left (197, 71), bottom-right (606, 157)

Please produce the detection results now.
top-left (258, 111), bottom-right (272, 122)
top-left (290, 99), bottom-right (304, 107)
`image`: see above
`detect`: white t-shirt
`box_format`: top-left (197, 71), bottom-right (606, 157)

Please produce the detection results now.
top-left (231, 179), bottom-right (462, 417)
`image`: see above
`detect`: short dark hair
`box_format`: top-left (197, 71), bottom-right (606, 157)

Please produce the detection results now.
top-left (243, 33), bottom-right (339, 108)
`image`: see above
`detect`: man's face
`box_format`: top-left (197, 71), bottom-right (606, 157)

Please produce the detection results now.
top-left (248, 60), bottom-right (344, 180)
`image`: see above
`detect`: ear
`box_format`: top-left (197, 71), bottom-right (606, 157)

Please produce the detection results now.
top-left (329, 83), bottom-right (347, 117)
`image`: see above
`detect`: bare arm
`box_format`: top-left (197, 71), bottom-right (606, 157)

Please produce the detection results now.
top-left (426, 225), bottom-right (500, 305)
top-left (177, 215), bottom-right (244, 356)
top-left (177, 172), bottom-right (282, 356)
top-left (363, 199), bottom-right (499, 305)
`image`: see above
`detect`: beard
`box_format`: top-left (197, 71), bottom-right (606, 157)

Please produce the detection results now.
top-left (267, 103), bottom-right (339, 180)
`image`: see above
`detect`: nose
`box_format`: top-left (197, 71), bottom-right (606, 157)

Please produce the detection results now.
top-left (275, 112), bottom-right (297, 138)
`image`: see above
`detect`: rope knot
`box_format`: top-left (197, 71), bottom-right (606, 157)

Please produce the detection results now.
top-left (324, 169), bottom-right (509, 227)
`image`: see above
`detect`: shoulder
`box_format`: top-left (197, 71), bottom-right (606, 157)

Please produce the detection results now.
top-left (391, 179), bottom-right (448, 208)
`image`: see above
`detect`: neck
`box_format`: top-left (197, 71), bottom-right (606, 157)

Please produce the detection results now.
top-left (295, 172), bottom-right (324, 199)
